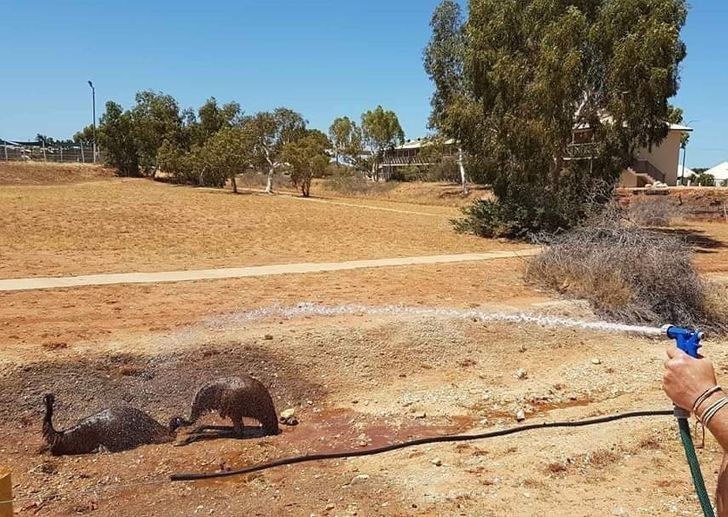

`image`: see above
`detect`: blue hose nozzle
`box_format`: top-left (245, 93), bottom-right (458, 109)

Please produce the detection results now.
top-left (662, 325), bottom-right (704, 359)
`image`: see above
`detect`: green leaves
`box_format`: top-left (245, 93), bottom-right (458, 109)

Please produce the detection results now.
top-left (428, 0), bottom-right (688, 237)
top-left (282, 129), bottom-right (331, 197)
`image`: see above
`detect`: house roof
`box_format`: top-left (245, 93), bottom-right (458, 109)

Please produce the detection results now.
top-left (705, 162), bottom-right (728, 181)
top-left (394, 138), bottom-right (456, 150)
top-left (678, 165), bottom-right (695, 177)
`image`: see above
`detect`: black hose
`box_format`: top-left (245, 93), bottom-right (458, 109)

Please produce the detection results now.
top-left (171, 409), bottom-right (673, 482)
top-left (677, 417), bottom-right (715, 517)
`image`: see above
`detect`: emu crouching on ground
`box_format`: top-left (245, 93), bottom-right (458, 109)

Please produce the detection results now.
top-left (42, 394), bottom-right (173, 455)
top-left (170, 376), bottom-right (280, 444)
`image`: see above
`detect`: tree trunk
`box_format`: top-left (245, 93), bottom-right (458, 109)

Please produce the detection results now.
top-left (265, 166), bottom-right (274, 194)
top-left (231, 174), bottom-right (238, 194)
top-left (458, 147), bottom-right (468, 195)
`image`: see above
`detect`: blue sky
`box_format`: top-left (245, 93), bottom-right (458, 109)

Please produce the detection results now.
top-left (1, 1), bottom-right (725, 167)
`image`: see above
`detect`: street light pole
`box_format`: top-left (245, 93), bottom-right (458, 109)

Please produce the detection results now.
top-left (88, 80), bottom-right (97, 163)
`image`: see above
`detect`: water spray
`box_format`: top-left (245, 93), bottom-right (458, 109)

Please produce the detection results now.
top-left (181, 304), bottom-right (716, 514)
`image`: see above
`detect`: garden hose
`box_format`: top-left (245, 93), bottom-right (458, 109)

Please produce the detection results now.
top-left (171, 409), bottom-right (673, 481)
top-left (678, 416), bottom-right (715, 517)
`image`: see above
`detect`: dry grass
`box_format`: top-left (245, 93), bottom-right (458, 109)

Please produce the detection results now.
top-left (313, 178), bottom-right (492, 208)
top-left (0, 161), bottom-right (114, 185)
top-left (0, 177), bottom-right (514, 278)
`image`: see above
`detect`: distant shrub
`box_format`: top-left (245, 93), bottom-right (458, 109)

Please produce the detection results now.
top-left (324, 171), bottom-right (395, 196)
top-left (527, 212), bottom-right (726, 330)
top-left (696, 173), bottom-right (716, 187)
top-left (625, 196), bottom-right (683, 227)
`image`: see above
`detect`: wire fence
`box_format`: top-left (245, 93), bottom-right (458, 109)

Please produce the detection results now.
top-left (1, 144), bottom-right (102, 163)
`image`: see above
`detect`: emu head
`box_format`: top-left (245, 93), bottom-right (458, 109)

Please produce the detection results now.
top-left (44, 393), bottom-right (55, 408)
top-left (168, 416), bottom-right (188, 432)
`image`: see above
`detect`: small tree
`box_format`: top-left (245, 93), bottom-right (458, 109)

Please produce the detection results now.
top-left (73, 125), bottom-right (95, 146)
top-left (98, 101), bottom-right (140, 177)
top-left (131, 90), bottom-right (184, 175)
top-left (695, 173), bottom-right (716, 187)
top-left (282, 130), bottom-right (330, 197)
top-left (361, 106), bottom-right (404, 181)
top-left (199, 127), bottom-right (254, 193)
top-left (329, 116), bottom-right (355, 165)
top-left (244, 108), bottom-right (306, 193)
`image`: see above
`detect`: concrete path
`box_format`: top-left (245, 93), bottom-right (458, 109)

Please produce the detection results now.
top-left (0, 249), bottom-right (538, 292)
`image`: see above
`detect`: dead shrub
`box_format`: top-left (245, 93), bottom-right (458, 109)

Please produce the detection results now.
top-left (527, 212), bottom-right (727, 330)
top-left (324, 172), bottom-right (395, 196)
top-left (625, 196), bottom-right (683, 227)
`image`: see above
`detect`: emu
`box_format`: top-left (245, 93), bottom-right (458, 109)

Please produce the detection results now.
top-left (170, 376), bottom-right (279, 443)
top-left (42, 394), bottom-right (173, 455)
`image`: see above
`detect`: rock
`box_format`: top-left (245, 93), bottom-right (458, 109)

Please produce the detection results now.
top-left (264, 334), bottom-right (274, 340)
top-left (279, 408), bottom-right (299, 426)
top-left (519, 344), bottom-right (528, 353)
top-left (350, 474), bottom-right (370, 485)
top-left (514, 368), bottom-right (528, 380)
top-left (591, 358), bottom-right (602, 365)
top-left (515, 410), bottom-right (526, 422)
top-left (431, 457), bottom-right (442, 467)
top-left (413, 412), bottom-right (427, 419)
top-left (325, 503), bottom-right (335, 511)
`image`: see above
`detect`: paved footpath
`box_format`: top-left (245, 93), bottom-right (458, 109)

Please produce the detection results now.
top-left (0, 249), bottom-right (538, 292)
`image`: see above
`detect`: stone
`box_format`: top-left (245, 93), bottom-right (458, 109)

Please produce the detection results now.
top-left (280, 408), bottom-right (295, 419)
top-left (514, 368), bottom-right (528, 380)
top-left (264, 334), bottom-right (274, 340)
top-left (431, 457), bottom-right (442, 467)
top-left (515, 410), bottom-right (526, 422)
top-left (325, 503), bottom-right (335, 511)
top-left (591, 358), bottom-right (602, 365)
top-left (413, 412), bottom-right (427, 419)
top-left (350, 474), bottom-right (370, 485)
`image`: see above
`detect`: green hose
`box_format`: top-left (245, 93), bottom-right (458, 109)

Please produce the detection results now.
top-left (678, 416), bottom-right (715, 517)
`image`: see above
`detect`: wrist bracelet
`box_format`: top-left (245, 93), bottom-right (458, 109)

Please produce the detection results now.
top-left (700, 396), bottom-right (728, 428)
top-left (693, 385), bottom-right (722, 414)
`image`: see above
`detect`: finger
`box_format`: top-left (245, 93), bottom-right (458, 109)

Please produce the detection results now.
top-left (666, 346), bottom-right (678, 359)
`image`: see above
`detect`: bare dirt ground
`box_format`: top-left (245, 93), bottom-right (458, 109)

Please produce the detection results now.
top-left (2, 170), bottom-right (728, 516)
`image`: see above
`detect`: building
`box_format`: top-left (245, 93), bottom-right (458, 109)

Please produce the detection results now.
top-left (618, 124), bottom-right (692, 187)
top-left (705, 162), bottom-right (728, 186)
top-left (381, 123), bottom-right (691, 187)
top-left (379, 138), bottom-right (456, 180)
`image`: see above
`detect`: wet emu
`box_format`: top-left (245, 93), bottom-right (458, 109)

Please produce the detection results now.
top-left (170, 376), bottom-right (280, 443)
top-left (42, 394), bottom-right (173, 455)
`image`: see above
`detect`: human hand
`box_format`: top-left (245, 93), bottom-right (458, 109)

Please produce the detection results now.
top-left (663, 346), bottom-right (718, 411)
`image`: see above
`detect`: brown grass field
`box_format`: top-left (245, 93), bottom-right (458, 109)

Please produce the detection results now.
top-left (2, 162), bottom-right (728, 516)
top-left (0, 175), bottom-right (522, 279)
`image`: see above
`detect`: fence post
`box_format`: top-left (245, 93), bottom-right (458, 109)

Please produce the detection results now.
top-left (2, 145), bottom-right (6, 161)
top-left (0, 467), bottom-right (12, 517)
top-left (60, 147), bottom-right (63, 162)
top-left (80, 144), bottom-right (85, 163)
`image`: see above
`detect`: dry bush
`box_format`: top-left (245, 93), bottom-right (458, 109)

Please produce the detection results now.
top-left (234, 171), bottom-right (293, 190)
top-left (324, 172), bottom-right (396, 196)
top-left (624, 196), bottom-right (683, 227)
top-left (527, 211), bottom-right (727, 330)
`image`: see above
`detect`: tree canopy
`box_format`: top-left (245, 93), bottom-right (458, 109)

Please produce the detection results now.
top-left (361, 106), bottom-right (405, 180)
top-left (426, 0), bottom-right (688, 237)
top-left (282, 129), bottom-right (331, 197)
